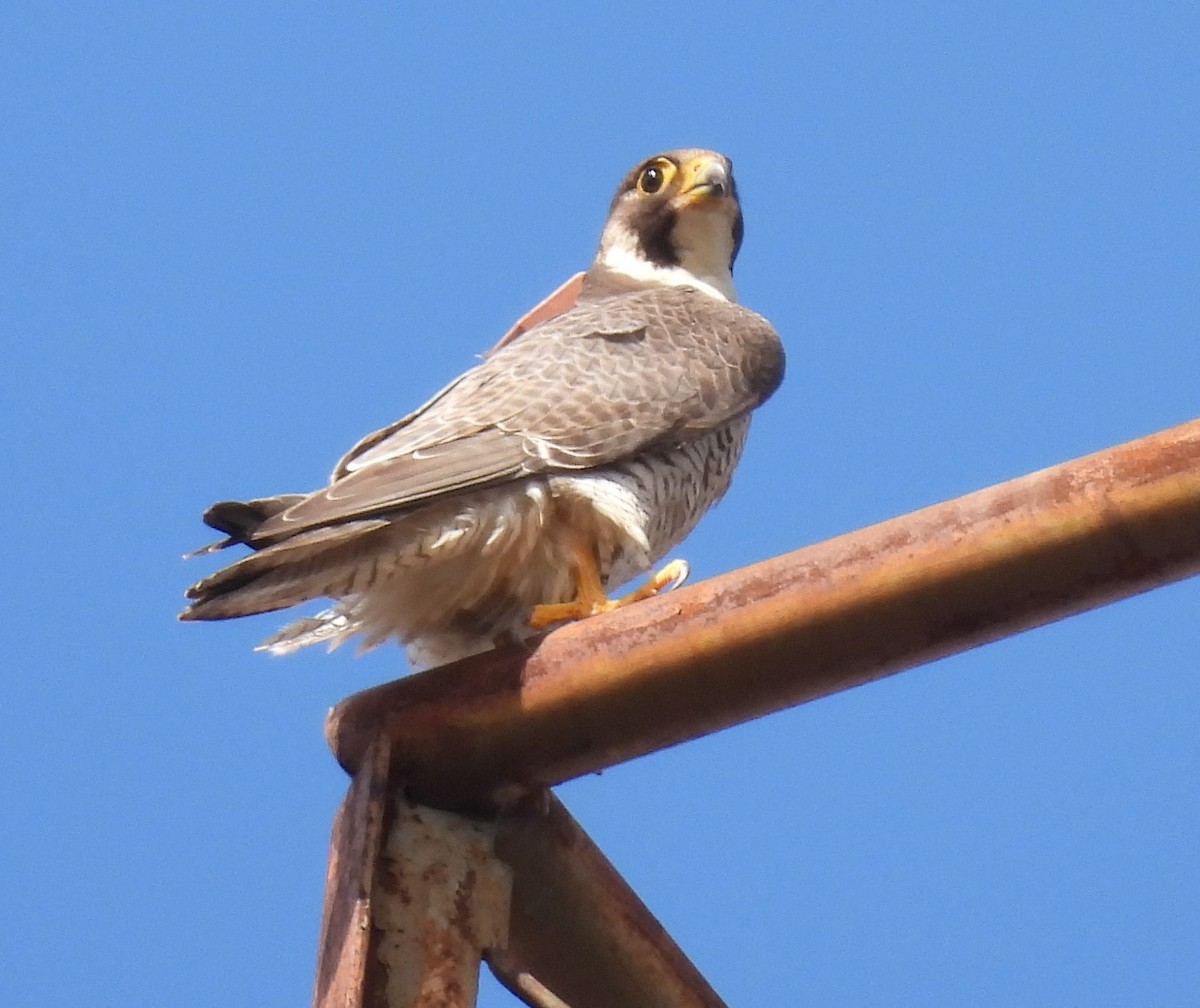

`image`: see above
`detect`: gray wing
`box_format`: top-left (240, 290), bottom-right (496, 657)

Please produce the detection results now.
top-left (246, 287), bottom-right (783, 543)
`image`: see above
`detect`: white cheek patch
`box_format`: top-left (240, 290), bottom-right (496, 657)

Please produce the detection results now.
top-left (598, 223), bottom-right (737, 303)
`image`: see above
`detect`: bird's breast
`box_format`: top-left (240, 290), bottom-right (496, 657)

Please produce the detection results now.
top-left (547, 415), bottom-right (752, 588)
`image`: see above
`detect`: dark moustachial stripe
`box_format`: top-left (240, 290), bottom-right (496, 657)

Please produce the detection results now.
top-left (628, 201), bottom-right (680, 268)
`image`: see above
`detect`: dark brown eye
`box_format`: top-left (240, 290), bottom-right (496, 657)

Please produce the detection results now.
top-left (639, 166), bottom-right (664, 193)
top-left (636, 159), bottom-right (675, 195)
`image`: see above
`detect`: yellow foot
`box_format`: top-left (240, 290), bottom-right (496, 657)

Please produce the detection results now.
top-left (528, 558), bottom-right (690, 629)
top-left (617, 558), bottom-right (690, 606)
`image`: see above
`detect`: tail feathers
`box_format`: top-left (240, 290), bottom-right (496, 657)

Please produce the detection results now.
top-left (184, 537), bottom-right (236, 559)
top-left (253, 612), bottom-right (502, 666)
top-left (179, 518), bottom-right (390, 621)
top-left (201, 495), bottom-right (307, 546)
top-left (255, 608), bottom-right (360, 655)
top-left (184, 495), bottom-right (308, 558)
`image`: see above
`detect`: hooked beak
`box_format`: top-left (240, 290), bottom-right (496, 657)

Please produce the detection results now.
top-left (674, 153), bottom-right (732, 207)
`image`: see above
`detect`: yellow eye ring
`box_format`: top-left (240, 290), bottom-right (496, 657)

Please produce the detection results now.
top-left (636, 159), bottom-right (676, 195)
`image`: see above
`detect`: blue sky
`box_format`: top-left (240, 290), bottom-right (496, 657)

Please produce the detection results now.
top-left (5, 3), bottom-right (1199, 1005)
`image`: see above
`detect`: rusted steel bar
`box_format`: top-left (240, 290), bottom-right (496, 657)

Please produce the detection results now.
top-left (326, 417), bottom-right (1200, 810)
top-left (312, 769), bottom-right (718, 1007)
top-left (368, 801), bottom-right (510, 1007)
top-left (488, 792), bottom-right (727, 1008)
top-left (314, 737), bottom-right (391, 1008)
top-left (313, 737), bottom-right (511, 1008)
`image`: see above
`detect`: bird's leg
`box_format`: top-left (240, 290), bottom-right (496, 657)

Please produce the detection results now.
top-left (528, 537), bottom-right (608, 629)
top-left (528, 539), bottom-right (690, 630)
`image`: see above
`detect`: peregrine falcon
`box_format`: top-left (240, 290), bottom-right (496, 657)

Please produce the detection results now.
top-left (181, 149), bottom-right (785, 667)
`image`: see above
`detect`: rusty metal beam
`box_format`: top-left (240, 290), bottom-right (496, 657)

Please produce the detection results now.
top-left (368, 800), bottom-right (510, 1007)
top-left (313, 759), bottom-right (726, 1007)
top-left (314, 737), bottom-right (391, 1008)
top-left (313, 737), bottom-right (511, 1008)
top-left (326, 417), bottom-right (1200, 810)
top-left (488, 792), bottom-right (727, 1008)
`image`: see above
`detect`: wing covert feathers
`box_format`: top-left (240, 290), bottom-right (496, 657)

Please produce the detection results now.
top-left (221, 287), bottom-right (782, 545)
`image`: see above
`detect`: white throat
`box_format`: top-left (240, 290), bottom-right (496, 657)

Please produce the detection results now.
top-left (597, 220), bottom-right (737, 302)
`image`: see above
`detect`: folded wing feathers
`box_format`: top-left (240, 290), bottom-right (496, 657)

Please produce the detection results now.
top-left (199, 288), bottom-right (780, 549)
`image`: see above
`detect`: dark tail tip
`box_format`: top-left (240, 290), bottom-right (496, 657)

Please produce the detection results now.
top-left (203, 499), bottom-right (272, 539)
top-left (201, 494), bottom-right (305, 544)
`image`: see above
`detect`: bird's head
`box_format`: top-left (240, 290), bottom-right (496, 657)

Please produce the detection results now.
top-left (592, 148), bottom-right (744, 302)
